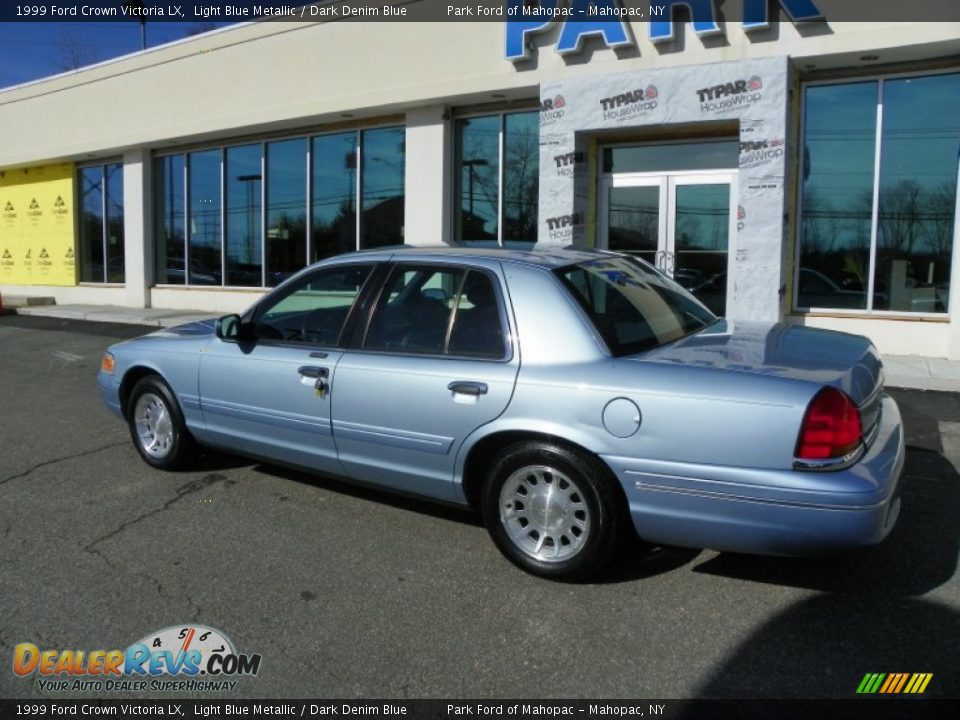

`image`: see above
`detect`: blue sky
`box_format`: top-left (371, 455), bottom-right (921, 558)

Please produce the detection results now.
top-left (0, 21), bottom-right (236, 89)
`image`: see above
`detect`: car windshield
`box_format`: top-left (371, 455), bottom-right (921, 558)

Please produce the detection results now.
top-left (556, 257), bottom-right (717, 356)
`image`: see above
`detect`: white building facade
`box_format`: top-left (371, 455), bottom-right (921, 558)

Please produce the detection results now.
top-left (1, 8), bottom-right (959, 357)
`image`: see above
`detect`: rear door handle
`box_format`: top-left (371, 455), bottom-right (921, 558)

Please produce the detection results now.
top-left (448, 381), bottom-right (488, 396)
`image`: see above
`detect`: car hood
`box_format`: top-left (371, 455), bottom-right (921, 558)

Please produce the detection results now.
top-left (145, 318), bottom-right (218, 339)
top-left (633, 320), bottom-right (883, 406)
top-left (110, 318), bottom-right (218, 353)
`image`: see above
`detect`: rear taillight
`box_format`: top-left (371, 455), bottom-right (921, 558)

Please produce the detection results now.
top-left (795, 387), bottom-right (862, 461)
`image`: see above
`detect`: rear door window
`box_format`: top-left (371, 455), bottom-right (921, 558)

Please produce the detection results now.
top-left (363, 265), bottom-right (506, 359)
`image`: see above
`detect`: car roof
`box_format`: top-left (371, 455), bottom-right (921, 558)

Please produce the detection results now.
top-left (339, 244), bottom-right (612, 270)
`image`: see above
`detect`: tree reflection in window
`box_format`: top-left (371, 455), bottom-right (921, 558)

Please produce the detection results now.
top-left (799, 73), bottom-right (959, 313)
top-left (454, 111), bottom-right (539, 245)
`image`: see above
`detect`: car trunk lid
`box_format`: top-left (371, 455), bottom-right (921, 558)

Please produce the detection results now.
top-left (633, 320), bottom-right (884, 431)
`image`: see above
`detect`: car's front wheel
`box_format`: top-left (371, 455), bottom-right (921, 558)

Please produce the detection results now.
top-left (481, 442), bottom-right (624, 581)
top-left (127, 375), bottom-right (195, 470)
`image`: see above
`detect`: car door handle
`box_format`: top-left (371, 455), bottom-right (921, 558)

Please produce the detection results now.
top-left (448, 381), bottom-right (488, 396)
top-left (298, 366), bottom-right (329, 379)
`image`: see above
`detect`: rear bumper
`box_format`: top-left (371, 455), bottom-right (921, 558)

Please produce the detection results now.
top-left (602, 394), bottom-right (905, 555)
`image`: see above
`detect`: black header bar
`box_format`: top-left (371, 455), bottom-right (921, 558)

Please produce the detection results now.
top-left (2, 699), bottom-right (960, 720)
top-left (0, 0), bottom-right (958, 23)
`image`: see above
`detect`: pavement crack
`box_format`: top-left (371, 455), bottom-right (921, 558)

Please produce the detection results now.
top-left (0, 440), bottom-right (127, 488)
top-left (81, 474), bottom-right (225, 624)
top-left (84, 473), bottom-right (227, 554)
top-left (146, 576), bottom-right (203, 622)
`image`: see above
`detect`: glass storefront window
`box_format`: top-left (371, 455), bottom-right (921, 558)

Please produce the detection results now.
top-left (503, 112), bottom-right (539, 244)
top-left (78, 167), bottom-right (103, 283)
top-left (78, 163), bottom-right (124, 284)
top-left (155, 155), bottom-right (184, 285)
top-left (105, 164), bottom-right (125, 284)
top-left (361, 127), bottom-right (405, 248)
top-left (874, 74), bottom-right (960, 313)
top-left (266, 138), bottom-right (307, 286)
top-left (188, 150), bottom-right (222, 286)
top-left (798, 82), bottom-right (876, 311)
top-left (225, 144), bottom-right (262, 287)
top-left (454, 110), bottom-right (539, 245)
top-left (156, 125), bottom-right (405, 287)
top-left (454, 116), bottom-right (499, 242)
top-left (798, 73), bottom-right (960, 314)
top-left (311, 132), bottom-right (357, 262)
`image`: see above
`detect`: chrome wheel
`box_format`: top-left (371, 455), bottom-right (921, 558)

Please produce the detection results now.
top-left (499, 464), bottom-right (590, 563)
top-left (134, 392), bottom-right (174, 459)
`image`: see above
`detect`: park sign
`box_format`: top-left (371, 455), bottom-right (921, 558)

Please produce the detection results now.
top-left (504, 0), bottom-right (824, 61)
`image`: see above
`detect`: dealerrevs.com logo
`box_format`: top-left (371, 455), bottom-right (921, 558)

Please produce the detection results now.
top-left (697, 76), bottom-right (763, 113)
top-left (13, 625), bottom-right (261, 693)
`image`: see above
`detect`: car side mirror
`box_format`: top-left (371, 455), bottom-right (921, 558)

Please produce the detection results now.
top-left (215, 314), bottom-right (245, 341)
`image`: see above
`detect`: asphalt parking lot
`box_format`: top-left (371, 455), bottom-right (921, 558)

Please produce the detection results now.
top-left (1, 314), bottom-right (958, 700)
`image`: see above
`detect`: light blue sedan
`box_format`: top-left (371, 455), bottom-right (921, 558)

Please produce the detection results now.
top-left (98, 248), bottom-right (904, 580)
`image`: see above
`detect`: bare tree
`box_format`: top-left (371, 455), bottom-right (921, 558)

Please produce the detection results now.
top-left (54, 29), bottom-right (98, 72)
top-left (922, 180), bottom-right (958, 259)
top-left (878, 180), bottom-right (923, 255)
top-left (502, 123), bottom-right (539, 240)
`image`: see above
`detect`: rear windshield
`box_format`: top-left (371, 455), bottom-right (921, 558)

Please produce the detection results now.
top-left (556, 257), bottom-right (717, 356)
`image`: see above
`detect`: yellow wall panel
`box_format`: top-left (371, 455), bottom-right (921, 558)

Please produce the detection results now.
top-left (0, 163), bottom-right (77, 286)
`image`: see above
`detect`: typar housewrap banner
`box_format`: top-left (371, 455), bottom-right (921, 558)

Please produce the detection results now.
top-left (0, 163), bottom-right (77, 286)
top-left (537, 56), bottom-right (790, 323)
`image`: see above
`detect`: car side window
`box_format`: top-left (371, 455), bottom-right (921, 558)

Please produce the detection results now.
top-left (447, 271), bottom-right (506, 359)
top-left (558, 258), bottom-right (714, 356)
top-left (364, 266), bottom-right (506, 359)
top-left (254, 264), bottom-right (373, 346)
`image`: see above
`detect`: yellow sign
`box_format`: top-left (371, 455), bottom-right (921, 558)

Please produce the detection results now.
top-left (0, 163), bottom-right (77, 286)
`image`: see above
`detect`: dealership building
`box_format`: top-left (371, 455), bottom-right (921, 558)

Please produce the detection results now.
top-left (1, 3), bottom-right (959, 357)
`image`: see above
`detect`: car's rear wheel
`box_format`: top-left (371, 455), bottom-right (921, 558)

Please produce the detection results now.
top-left (481, 442), bottom-right (623, 581)
top-left (127, 375), bottom-right (195, 470)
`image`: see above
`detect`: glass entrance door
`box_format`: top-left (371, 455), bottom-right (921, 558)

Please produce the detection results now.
top-left (601, 172), bottom-right (735, 316)
top-left (606, 180), bottom-right (661, 270)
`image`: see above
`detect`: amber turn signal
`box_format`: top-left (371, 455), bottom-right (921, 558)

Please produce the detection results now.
top-left (101, 352), bottom-right (116, 374)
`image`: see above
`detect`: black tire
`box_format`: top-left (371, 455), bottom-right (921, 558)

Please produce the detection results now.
top-left (126, 375), bottom-right (196, 471)
top-left (480, 441), bottom-right (624, 581)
